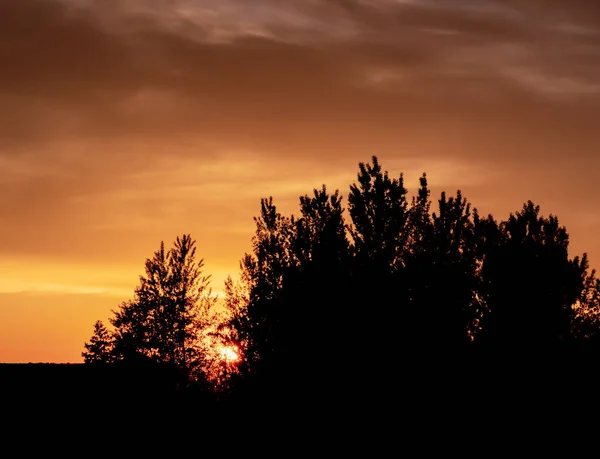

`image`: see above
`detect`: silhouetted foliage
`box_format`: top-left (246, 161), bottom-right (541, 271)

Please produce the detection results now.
top-left (80, 156), bottom-right (600, 404)
top-left (84, 234), bottom-right (219, 388)
top-left (346, 157), bottom-right (412, 364)
top-left (573, 268), bottom-right (600, 345)
top-left (288, 186), bottom-right (352, 371)
top-left (348, 156), bottom-right (410, 271)
top-left (82, 320), bottom-right (113, 364)
top-left (227, 156), bottom-right (599, 387)
top-left (230, 196), bottom-right (302, 391)
top-left (405, 189), bottom-right (483, 351)
top-left (477, 202), bottom-right (587, 351)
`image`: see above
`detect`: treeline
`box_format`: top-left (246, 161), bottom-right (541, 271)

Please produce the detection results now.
top-left (83, 156), bottom-right (600, 397)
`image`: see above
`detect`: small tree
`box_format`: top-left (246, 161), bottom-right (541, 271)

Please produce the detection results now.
top-left (82, 320), bottom-right (113, 364)
top-left (84, 235), bottom-right (218, 385)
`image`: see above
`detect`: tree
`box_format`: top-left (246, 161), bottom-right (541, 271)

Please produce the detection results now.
top-left (231, 197), bottom-right (296, 378)
top-left (165, 234), bottom-right (217, 376)
top-left (346, 156), bottom-right (412, 362)
top-left (572, 266), bottom-right (600, 345)
top-left (84, 235), bottom-right (217, 384)
top-left (288, 186), bottom-right (352, 368)
top-left (478, 201), bottom-right (587, 351)
top-left (82, 320), bottom-right (113, 364)
top-left (405, 188), bottom-right (482, 351)
top-left (228, 187), bottom-right (356, 386)
top-left (348, 156), bottom-right (409, 271)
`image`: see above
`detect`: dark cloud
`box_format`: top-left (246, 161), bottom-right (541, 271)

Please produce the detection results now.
top-left (0, 0), bottom-right (599, 249)
top-left (2, 0), bottom-right (599, 146)
top-left (1, 0), bottom-right (599, 215)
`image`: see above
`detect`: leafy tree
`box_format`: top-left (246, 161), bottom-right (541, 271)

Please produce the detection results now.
top-left (471, 210), bottom-right (503, 339)
top-left (348, 156), bottom-right (409, 271)
top-left (407, 173), bottom-right (431, 251)
top-left (294, 186), bottom-right (349, 271)
top-left (572, 267), bottom-right (600, 345)
top-left (110, 299), bottom-right (153, 364)
top-left (288, 186), bottom-right (352, 368)
top-left (406, 189), bottom-right (481, 351)
top-left (76, 156), bottom-right (600, 399)
top-left (346, 156), bottom-right (412, 362)
top-left (229, 187), bottom-right (355, 385)
top-left (166, 235), bottom-right (218, 375)
top-left (85, 235), bottom-right (217, 384)
top-left (82, 320), bottom-right (113, 364)
top-left (233, 197), bottom-right (295, 378)
top-left (478, 201), bottom-right (587, 351)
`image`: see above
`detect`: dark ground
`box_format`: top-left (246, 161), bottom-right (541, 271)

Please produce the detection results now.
top-left (1, 358), bottom-right (598, 448)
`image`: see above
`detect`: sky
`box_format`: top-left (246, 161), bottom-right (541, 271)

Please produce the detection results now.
top-left (1, 0), bottom-right (600, 362)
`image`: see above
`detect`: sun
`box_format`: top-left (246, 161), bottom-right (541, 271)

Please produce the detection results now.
top-left (219, 345), bottom-right (240, 363)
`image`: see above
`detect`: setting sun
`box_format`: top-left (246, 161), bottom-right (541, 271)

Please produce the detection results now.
top-left (219, 346), bottom-right (240, 363)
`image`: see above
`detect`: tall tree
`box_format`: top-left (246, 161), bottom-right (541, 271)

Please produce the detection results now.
top-left (233, 197), bottom-right (295, 377)
top-left (347, 156), bottom-right (412, 361)
top-left (166, 234), bottom-right (217, 374)
top-left (289, 186), bottom-right (352, 367)
top-left (86, 235), bottom-right (216, 383)
top-left (478, 202), bottom-right (587, 351)
top-left (471, 210), bottom-right (503, 340)
top-left (229, 187), bottom-right (355, 384)
top-left (406, 189), bottom-right (481, 351)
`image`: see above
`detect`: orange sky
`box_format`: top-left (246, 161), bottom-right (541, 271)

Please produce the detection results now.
top-left (1, 0), bottom-right (600, 362)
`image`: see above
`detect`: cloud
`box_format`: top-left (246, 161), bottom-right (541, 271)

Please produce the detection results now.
top-left (1, 0), bottom-right (598, 197)
top-left (3, 0), bottom-right (599, 131)
top-left (1, 0), bottom-right (599, 266)
top-left (0, 257), bottom-right (136, 297)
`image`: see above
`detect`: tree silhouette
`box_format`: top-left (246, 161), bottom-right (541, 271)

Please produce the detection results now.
top-left (84, 235), bottom-right (217, 385)
top-left (572, 267), bottom-right (600, 346)
top-left (78, 156), bottom-right (600, 403)
top-left (232, 197), bottom-right (295, 382)
top-left (82, 320), bottom-right (113, 364)
top-left (346, 156), bottom-right (411, 363)
top-left (477, 201), bottom-right (587, 352)
top-left (405, 188), bottom-right (482, 352)
top-left (348, 156), bottom-right (409, 271)
top-left (227, 186), bottom-right (355, 390)
top-left (288, 185), bottom-right (352, 372)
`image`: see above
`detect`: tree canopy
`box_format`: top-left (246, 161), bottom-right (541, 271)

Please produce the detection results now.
top-left (83, 234), bottom-right (221, 386)
top-left (83, 156), bottom-right (600, 397)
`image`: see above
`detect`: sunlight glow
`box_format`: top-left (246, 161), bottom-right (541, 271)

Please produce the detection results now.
top-left (219, 345), bottom-right (240, 363)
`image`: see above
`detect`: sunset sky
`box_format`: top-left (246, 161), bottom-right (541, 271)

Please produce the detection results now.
top-left (1, 0), bottom-right (600, 362)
